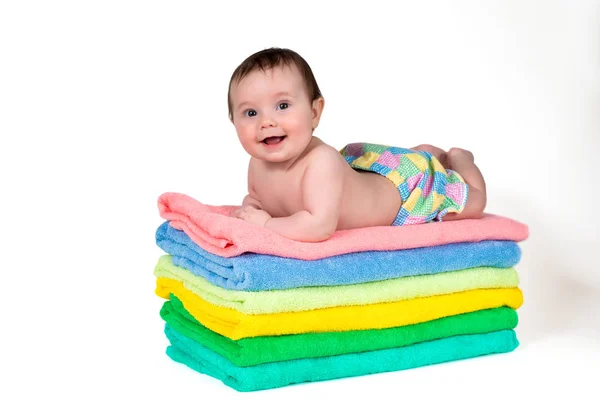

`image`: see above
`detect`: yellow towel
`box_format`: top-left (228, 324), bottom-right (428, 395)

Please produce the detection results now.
top-left (156, 278), bottom-right (523, 340)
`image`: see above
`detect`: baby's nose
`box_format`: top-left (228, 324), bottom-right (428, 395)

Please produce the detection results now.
top-left (260, 114), bottom-right (277, 129)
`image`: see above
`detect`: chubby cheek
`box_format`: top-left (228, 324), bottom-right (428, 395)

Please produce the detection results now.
top-left (235, 124), bottom-right (259, 153)
top-left (282, 112), bottom-right (313, 151)
top-left (281, 113), bottom-right (308, 135)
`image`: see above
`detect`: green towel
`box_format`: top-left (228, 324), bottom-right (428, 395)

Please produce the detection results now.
top-left (154, 255), bottom-right (519, 314)
top-left (164, 325), bottom-right (519, 392)
top-left (161, 294), bottom-right (518, 367)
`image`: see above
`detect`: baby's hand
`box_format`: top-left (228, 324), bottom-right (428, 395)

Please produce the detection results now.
top-left (230, 205), bottom-right (272, 227)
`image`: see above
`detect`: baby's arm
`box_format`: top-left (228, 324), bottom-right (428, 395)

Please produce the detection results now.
top-left (230, 159), bottom-right (263, 217)
top-left (265, 147), bottom-right (344, 242)
top-left (241, 191), bottom-right (262, 210)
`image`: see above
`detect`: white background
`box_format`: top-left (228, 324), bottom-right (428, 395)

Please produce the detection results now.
top-left (1, 1), bottom-right (599, 398)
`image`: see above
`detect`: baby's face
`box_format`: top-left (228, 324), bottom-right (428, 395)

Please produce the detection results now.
top-left (230, 65), bottom-right (317, 163)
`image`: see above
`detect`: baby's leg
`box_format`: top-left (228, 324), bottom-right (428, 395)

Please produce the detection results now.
top-left (441, 147), bottom-right (487, 221)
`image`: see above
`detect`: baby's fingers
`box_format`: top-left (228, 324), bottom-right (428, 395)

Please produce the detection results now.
top-left (229, 207), bottom-right (245, 218)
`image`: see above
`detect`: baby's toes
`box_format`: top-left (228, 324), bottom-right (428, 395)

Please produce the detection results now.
top-left (447, 147), bottom-right (462, 157)
top-left (448, 147), bottom-right (474, 162)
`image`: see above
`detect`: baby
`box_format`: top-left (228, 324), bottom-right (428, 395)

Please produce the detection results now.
top-left (228, 48), bottom-right (487, 242)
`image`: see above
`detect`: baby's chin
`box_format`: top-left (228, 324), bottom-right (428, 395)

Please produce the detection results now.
top-left (251, 146), bottom-right (302, 163)
top-left (255, 151), bottom-right (296, 163)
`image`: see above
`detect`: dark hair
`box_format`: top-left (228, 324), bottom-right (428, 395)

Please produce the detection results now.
top-left (227, 47), bottom-right (323, 120)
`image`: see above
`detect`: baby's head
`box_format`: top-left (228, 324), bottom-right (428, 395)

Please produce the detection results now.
top-left (228, 48), bottom-right (325, 163)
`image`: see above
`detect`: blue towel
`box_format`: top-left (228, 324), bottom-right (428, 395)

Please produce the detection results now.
top-left (155, 222), bottom-right (521, 291)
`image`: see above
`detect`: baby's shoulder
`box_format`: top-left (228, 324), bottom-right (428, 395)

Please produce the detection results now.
top-left (305, 140), bottom-right (344, 164)
top-left (247, 157), bottom-right (267, 184)
top-left (302, 141), bottom-right (348, 177)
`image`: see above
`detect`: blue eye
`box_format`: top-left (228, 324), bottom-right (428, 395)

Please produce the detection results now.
top-left (245, 109), bottom-right (257, 117)
top-left (277, 102), bottom-right (289, 111)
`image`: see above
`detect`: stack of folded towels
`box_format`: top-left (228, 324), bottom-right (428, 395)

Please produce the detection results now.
top-left (153, 192), bottom-right (528, 392)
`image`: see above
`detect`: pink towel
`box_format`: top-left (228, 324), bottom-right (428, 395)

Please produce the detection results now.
top-left (158, 192), bottom-right (529, 260)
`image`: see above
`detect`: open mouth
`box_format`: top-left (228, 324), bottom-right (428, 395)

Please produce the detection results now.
top-left (262, 136), bottom-right (286, 146)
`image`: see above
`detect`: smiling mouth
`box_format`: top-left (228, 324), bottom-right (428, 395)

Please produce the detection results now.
top-left (262, 136), bottom-right (286, 145)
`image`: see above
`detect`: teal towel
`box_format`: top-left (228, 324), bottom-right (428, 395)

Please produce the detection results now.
top-left (164, 325), bottom-right (519, 392)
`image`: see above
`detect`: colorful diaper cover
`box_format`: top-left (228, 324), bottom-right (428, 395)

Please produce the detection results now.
top-left (339, 142), bottom-right (469, 226)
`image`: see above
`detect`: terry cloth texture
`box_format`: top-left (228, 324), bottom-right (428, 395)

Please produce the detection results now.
top-left (155, 277), bottom-right (523, 340)
top-left (161, 295), bottom-right (519, 367)
top-left (165, 326), bottom-right (519, 392)
top-left (154, 255), bottom-right (519, 314)
top-left (157, 192), bottom-right (529, 259)
top-left (156, 222), bottom-right (521, 291)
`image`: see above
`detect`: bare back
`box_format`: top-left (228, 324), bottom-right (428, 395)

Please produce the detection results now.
top-left (250, 137), bottom-right (402, 230)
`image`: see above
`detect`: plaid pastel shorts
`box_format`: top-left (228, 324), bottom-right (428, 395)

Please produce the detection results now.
top-left (339, 142), bottom-right (468, 226)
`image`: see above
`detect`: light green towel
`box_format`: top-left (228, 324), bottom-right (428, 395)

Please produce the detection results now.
top-left (165, 325), bottom-right (519, 392)
top-left (154, 255), bottom-right (519, 314)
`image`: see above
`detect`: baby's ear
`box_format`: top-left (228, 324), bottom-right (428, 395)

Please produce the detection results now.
top-left (311, 97), bottom-right (325, 130)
